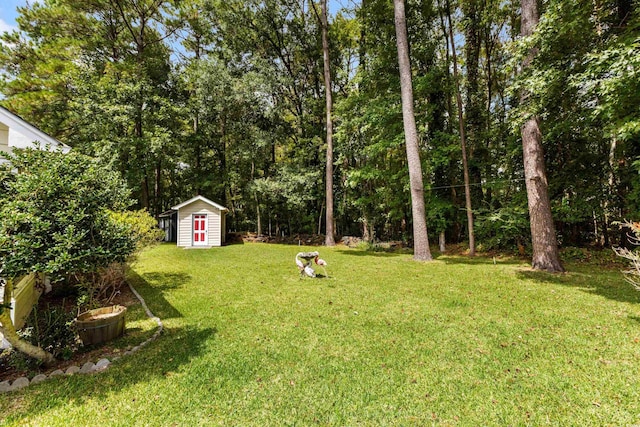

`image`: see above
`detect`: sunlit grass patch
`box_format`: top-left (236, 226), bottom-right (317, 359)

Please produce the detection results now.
top-left (2, 243), bottom-right (640, 426)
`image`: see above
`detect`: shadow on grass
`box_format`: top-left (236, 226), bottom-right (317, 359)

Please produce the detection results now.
top-left (141, 272), bottom-right (190, 290)
top-left (222, 239), bottom-right (245, 246)
top-left (628, 315), bottom-right (640, 324)
top-left (434, 254), bottom-right (526, 266)
top-left (126, 270), bottom-right (187, 320)
top-left (334, 249), bottom-right (406, 258)
top-left (516, 268), bottom-right (640, 305)
top-left (2, 325), bottom-right (217, 424)
top-left (337, 249), bottom-right (527, 264)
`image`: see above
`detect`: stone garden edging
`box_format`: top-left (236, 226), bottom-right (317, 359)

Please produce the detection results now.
top-left (0, 282), bottom-right (163, 393)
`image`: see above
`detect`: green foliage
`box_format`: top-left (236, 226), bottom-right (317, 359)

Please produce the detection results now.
top-left (0, 148), bottom-right (136, 281)
top-left (22, 303), bottom-right (78, 360)
top-left (573, 16), bottom-right (640, 143)
top-left (0, 302), bottom-right (10, 317)
top-left (561, 246), bottom-right (622, 266)
top-left (510, 0), bottom-right (640, 246)
top-left (0, 276), bottom-right (9, 316)
top-left (475, 205), bottom-right (530, 251)
top-left (426, 197), bottom-right (455, 235)
top-left (1, 0), bottom-right (639, 249)
top-left (109, 210), bottom-right (164, 254)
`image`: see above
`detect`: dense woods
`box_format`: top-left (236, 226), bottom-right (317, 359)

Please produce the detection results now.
top-left (1, 0), bottom-right (639, 255)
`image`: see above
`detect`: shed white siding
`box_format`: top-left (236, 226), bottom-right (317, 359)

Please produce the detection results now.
top-left (176, 200), bottom-right (224, 247)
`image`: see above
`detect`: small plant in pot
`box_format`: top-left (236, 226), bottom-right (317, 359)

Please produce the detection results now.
top-left (74, 263), bottom-right (129, 346)
top-left (73, 210), bottom-right (163, 346)
top-left (76, 305), bottom-right (127, 346)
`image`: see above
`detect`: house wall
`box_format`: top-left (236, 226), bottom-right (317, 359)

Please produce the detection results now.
top-left (0, 122), bottom-right (63, 161)
top-left (0, 107), bottom-right (71, 164)
top-left (177, 200), bottom-right (224, 247)
top-left (0, 273), bottom-right (47, 349)
top-left (0, 122), bottom-right (50, 155)
top-left (9, 127), bottom-right (39, 150)
top-left (0, 123), bottom-right (10, 156)
top-left (10, 273), bottom-right (43, 330)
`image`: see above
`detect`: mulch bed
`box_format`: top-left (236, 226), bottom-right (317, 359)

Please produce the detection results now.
top-left (0, 285), bottom-right (139, 383)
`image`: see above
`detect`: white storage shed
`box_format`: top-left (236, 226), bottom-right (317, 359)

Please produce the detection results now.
top-left (171, 195), bottom-right (227, 248)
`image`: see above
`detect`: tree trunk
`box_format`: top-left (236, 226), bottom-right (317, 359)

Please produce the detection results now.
top-left (251, 161), bottom-right (262, 236)
top-left (393, 0), bottom-right (433, 261)
top-left (520, 0), bottom-right (564, 273)
top-left (318, 203), bottom-right (324, 236)
top-left (618, 0), bottom-right (633, 26)
top-left (220, 116), bottom-right (228, 204)
top-left (606, 137), bottom-right (618, 245)
top-left (154, 159), bottom-right (162, 217)
top-left (362, 216), bottom-right (371, 242)
top-left (141, 175), bottom-right (150, 210)
top-left (255, 198), bottom-right (262, 236)
top-left (320, 0), bottom-right (335, 246)
top-left (0, 279), bottom-right (55, 366)
top-left (462, 0), bottom-right (484, 204)
top-left (445, 0), bottom-right (475, 256)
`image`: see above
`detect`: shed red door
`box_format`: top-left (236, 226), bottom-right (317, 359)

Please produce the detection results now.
top-left (193, 214), bottom-right (207, 245)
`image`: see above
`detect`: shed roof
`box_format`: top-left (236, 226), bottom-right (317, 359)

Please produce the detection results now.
top-left (158, 209), bottom-right (177, 218)
top-left (0, 106), bottom-right (71, 153)
top-left (171, 195), bottom-right (227, 211)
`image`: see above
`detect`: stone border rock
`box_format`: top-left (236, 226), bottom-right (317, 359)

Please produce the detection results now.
top-left (0, 281), bottom-right (163, 393)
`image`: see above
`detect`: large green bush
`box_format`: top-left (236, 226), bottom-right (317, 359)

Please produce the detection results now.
top-left (0, 147), bottom-right (135, 281)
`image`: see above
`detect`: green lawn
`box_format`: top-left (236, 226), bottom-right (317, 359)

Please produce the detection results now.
top-left (2, 243), bottom-right (640, 426)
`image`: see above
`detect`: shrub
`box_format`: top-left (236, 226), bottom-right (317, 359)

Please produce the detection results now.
top-left (109, 209), bottom-right (164, 255)
top-left (75, 262), bottom-right (127, 310)
top-left (562, 246), bottom-right (622, 266)
top-left (0, 147), bottom-right (140, 363)
top-left (1, 302), bottom-right (77, 369)
top-left (613, 221), bottom-right (640, 289)
top-left (475, 206), bottom-right (530, 252)
top-left (69, 210), bottom-right (164, 309)
top-left (0, 147), bottom-right (136, 281)
top-left (1, 348), bottom-right (42, 373)
top-left (26, 303), bottom-right (78, 360)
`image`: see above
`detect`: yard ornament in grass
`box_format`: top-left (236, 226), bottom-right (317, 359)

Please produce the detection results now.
top-left (304, 265), bottom-right (316, 278)
top-left (314, 256), bottom-right (328, 277)
top-left (295, 252), bottom-right (317, 278)
top-left (295, 253), bottom-right (305, 273)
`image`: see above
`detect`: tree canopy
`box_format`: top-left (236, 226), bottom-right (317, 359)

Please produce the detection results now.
top-left (1, 0), bottom-right (638, 255)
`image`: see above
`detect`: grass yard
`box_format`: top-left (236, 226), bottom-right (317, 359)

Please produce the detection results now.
top-left (1, 243), bottom-right (640, 426)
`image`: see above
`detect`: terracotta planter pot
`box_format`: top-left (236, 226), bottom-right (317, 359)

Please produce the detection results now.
top-left (76, 305), bottom-right (127, 346)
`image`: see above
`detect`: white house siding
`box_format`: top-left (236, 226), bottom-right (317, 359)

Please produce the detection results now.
top-left (0, 123), bottom-right (10, 156)
top-left (8, 126), bottom-right (38, 151)
top-left (177, 200), bottom-right (223, 247)
top-left (0, 107), bottom-right (71, 164)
